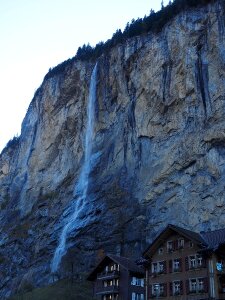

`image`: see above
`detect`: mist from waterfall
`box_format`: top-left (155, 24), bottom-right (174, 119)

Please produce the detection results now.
top-left (51, 63), bottom-right (98, 273)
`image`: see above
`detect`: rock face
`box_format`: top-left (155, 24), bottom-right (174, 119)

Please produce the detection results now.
top-left (1, 1), bottom-right (225, 297)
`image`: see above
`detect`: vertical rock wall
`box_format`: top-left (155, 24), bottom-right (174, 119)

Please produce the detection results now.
top-left (0, 1), bottom-right (225, 297)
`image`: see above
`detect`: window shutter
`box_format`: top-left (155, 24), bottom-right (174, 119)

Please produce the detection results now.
top-left (169, 282), bottom-right (173, 296)
top-left (202, 257), bottom-right (207, 268)
top-left (172, 240), bottom-right (176, 250)
top-left (203, 277), bottom-right (209, 293)
top-left (163, 283), bottom-right (167, 297)
top-left (185, 256), bottom-right (189, 271)
top-left (169, 260), bottom-right (172, 273)
top-left (186, 279), bottom-right (190, 294)
top-left (174, 239), bottom-right (179, 250)
top-left (163, 261), bottom-right (167, 274)
top-left (179, 258), bottom-right (182, 272)
top-left (149, 284), bottom-right (152, 297)
top-left (180, 280), bottom-right (183, 295)
top-left (149, 265), bottom-right (152, 276)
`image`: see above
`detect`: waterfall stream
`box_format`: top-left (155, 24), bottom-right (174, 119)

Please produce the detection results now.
top-left (51, 63), bottom-right (98, 273)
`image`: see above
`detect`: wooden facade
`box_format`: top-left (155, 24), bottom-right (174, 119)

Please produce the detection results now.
top-left (87, 255), bottom-right (145, 300)
top-left (142, 225), bottom-right (225, 300)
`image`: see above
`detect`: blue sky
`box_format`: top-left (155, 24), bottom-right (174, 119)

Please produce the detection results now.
top-left (0, 0), bottom-right (169, 152)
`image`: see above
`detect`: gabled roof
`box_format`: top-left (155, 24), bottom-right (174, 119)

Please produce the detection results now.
top-left (201, 228), bottom-right (225, 251)
top-left (87, 254), bottom-right (144, 281)
top-left (143, 224), bottom-right (206, 257)
top-left (143, 224), bottom-right (225, 258)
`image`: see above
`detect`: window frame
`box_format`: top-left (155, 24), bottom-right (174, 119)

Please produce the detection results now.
top-left (189, 277), bottom-right (205, 293)
top-left (178, 238), bottom-right (184, 249)
top-left (189, 254), bottom-right (203, 269)
top-left (152, 283), bottom-right (164, 297)
top-left (151, 261), bottom-right (166, 274)
top-left (173, 258), bottom-right (180, 272)
top-left (173, 280), bottom-right (181, 295)
top-left (167, 241), bottom-right (173, 252)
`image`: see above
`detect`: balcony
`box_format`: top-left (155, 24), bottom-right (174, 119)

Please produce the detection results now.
top-left (97, 270), bottom-right (120, 280)
top-left (96, 285), bottom-right (119, 295)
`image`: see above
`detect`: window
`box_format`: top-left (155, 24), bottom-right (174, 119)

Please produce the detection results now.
top-left (158, 247), bottom-right (163, 254)
top-left (132, 293), bottom-right (144, 300)
top-left (159, 262), bottom-right (164, 273)
top-left (189, 254), bottom-right (204, 269)
top-left (173, 281), bottom-right (181, 295)
top-left (173, 259), bottom-right (181, 272)
top-left (178, 239), bottom-right (184, 249)
top-left (152, 263), bottom-right (157, 273)
top-left (103, 279), bottom-right (119, 287)
top-left (103, 295), bottom-right (114, 300)
top-left (197, 254), bottom-right (203, 267)
top-left (189, 278), bottom-right (206, 293)
top-left (190, 241), bottom-right (194, 248)
top-left (189, 256), bottom-right (196, 268)
top-left (152, 283), bottom-right (165, 297)
top-left (198, 278), bottom-right (204, 291)
top-left (151, 261), bottom-right (166, 274)
top-left (217, 261), bottom-right (223, 271)
top-left (131, 277), bottom-right (144, 287)
top-left (169, 258), bottom-right (181, 272)
top-left (190, 279), bottom-right (197, 293)
top-left (167, 241), bottom-right (173, 252)
top-left (107, 263), bottom-right (119, 272)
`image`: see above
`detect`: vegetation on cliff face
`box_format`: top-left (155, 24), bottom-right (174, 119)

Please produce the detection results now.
top-left (0, 136), bottom-right (20, 156)
top-left (44, 0), bottom-right (214, 80)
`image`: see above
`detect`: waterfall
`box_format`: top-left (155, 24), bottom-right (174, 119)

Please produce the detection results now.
top-left (51, 63), bottom-right (98, 273)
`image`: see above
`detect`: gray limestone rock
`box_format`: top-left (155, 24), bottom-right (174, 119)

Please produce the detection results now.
top-left (1, 1), bottom-right (225, 297)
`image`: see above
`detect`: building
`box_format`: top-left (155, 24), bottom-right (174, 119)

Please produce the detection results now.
top-left (87, 254), bottom-right (145, 300)
top-left (142, 224), bottom-right (225, 300)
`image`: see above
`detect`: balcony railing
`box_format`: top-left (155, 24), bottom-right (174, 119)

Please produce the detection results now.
top-left (96, 285), bottom-right (119, 295)
top-left (97, 270), bottom-right (120, 280)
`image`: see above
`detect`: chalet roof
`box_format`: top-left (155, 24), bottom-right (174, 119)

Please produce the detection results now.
top-left (143, 224), bottom-right (206, 257)
top-left (143, 224), bottom-right (225, 258)
top-left (109, 255), bottom-right (144, 274)
top-left (201, 228), bottom-right (225, 250)
top-left (87, 254), bottom-right (144, 281)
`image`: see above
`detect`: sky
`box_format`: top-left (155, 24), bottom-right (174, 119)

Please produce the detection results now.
top-left (0, 0), bottom-right (169, 152)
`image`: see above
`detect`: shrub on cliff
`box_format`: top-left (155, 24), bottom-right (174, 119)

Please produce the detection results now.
top-left (45, 0), bottom-right (215, 78)
top-left (0, 135), bottom-right (20, 156)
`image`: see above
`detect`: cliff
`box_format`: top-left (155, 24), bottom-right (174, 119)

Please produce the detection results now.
top-left (1, 0), bottom-right (225, 297)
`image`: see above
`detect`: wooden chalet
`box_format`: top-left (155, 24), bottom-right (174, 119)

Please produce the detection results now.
top-left (141, 224), bottom-right (225, 300)
top-left (87, 254), bottom-right (145, 300)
